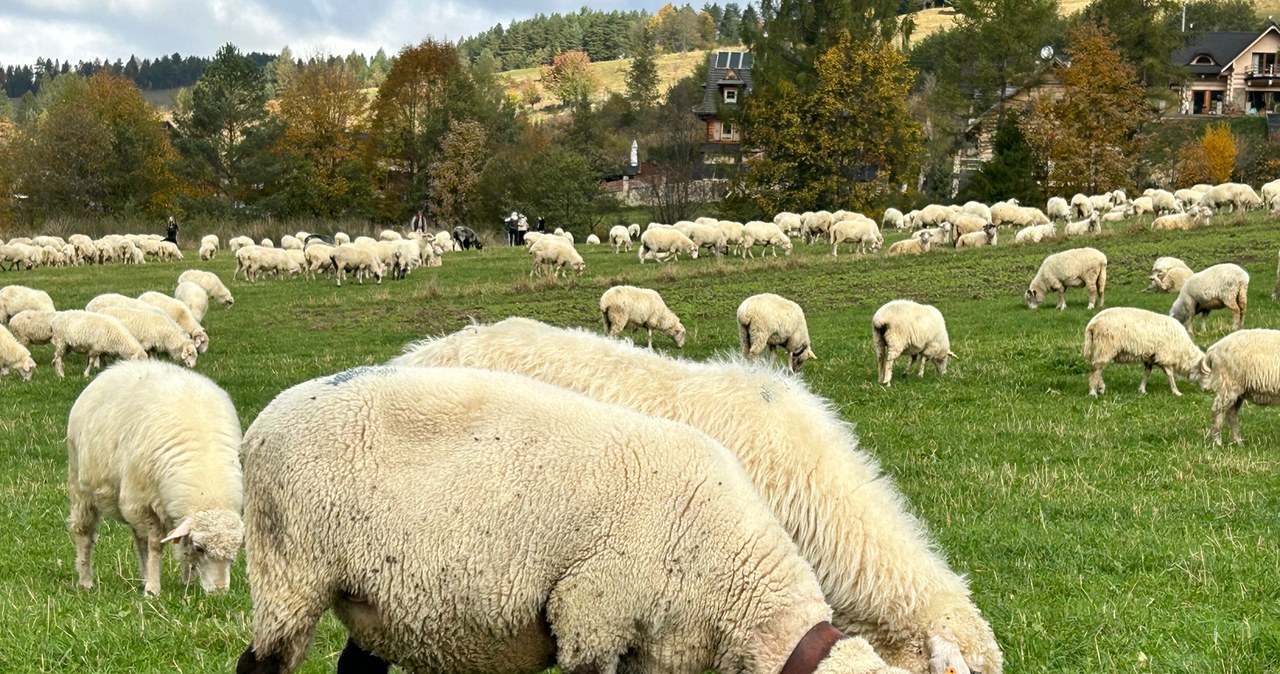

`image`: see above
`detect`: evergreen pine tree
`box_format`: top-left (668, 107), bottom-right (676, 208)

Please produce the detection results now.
top-left (957, 112), bottom-right (1045, 205)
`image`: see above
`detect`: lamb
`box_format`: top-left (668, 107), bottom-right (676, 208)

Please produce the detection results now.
top-left (1069, 193), bottom-right (1094, 219)
top-left (1082, 307), bottom-right (1208, 396)
top-left (280, 235), bottom-right (304, 250)
top-left (173, 282), bottom-right (210, 322)
top-left (1046, 196), bottom-right (1071, 221)
top-left (627, 223), bottom-right (641, 239)
top-left (638, 226), bottom-right (699, 263)
top-left (228, 235), bottom-right (254, 252)
top-left (736, 293), bottom-right (817, 371)
top-left (1099, 207), bottom-right (1130, 224)
top-left (0, 285), bottom-right (55, 324)
top-left (871, 300), bottom-right (955, 386)
top-left (529, 236), bottom-right (585, 279)
top-left (391, 318), bottom-right (1003, 674)
top-left (830, 217), bottom-right (882, 256)
top-left (1063, 212), bottom-right (1101, 238)
top-left (1013, 222), bottom-right (1057, 244)
top-left (1025, 247), bottom-right (1108, 310)
top-left (911, 222), bottom-right (951, 244)
top-left (234, 365), bottom-right (908, 674)
top-left (331, 244), bottom-right (386, 286)
top-left (1148, 189), bottom-right (1182, 215)
top-left (67, 360), bottom-right (243, 595)
top-left (1147, 257), bottom-right (1194, 293)
top-left (1201, 329), bottom-right (1280, 446)
top-left (0, 324), bottom-right (36, 381)
top-left (599, 285), bottom-right (685, 348)
top-left (887, 230), bottom-right (933, 256)
top-left (947, 213), bottom-right (989, 240)
top-left (178, 269), bottom-right (235, 307)
top-left (608, 224), bottom-right (632, 253)
top-left (50, 310), bottom-right (148, 378)
top-left (954, 223), bottom-right (998, 249)
top-left (93, 306), bottom-right (199, 368)
top-left (1169, 263), bottom-right (1250, 333)
top-left (7, 309), bottom-right (57, 346)
top-left (881, 207), bottom-right (906, 231)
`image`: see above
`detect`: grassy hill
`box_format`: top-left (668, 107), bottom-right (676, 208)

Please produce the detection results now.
top-left (498, 50), bottom-right (708, 117)
top-left (0, 210), bottom-right (1276, 671)
top-left (908, 0), bottom-right (1280, 40)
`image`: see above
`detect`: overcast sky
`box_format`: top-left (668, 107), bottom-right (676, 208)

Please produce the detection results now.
top-left (0, 0), bottom-right (668, 67)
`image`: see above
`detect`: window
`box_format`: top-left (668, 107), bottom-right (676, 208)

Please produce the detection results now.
top-left (721, 122), bottom-right (736, 140)
top-left (1191, 54), bottom-right (1214, 65)
top-left (724, 87), bottom-right (738, 103)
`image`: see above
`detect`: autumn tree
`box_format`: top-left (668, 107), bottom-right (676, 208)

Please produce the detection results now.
top-left (1023, 23), bottom-right (1150, 194)
top-left (1082, 0), bottom-right (1183, 89)
top-left (1201, 123), bottom-right (1236, 184)
top-left (957, 112), bottom-right (1045, 206)
top-left (541, 50), bottom-right (598, 107)
top-left (944, 0), bottom-right (1063, 112)
top-left (427, 119), bottom-right (488, 225)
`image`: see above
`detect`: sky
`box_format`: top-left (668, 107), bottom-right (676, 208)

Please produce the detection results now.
top-left (0, 0), bottom-right (667, 67)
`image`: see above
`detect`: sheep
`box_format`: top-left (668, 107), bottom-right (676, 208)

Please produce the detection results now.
top-left (1148, 257), bottom-right (1194, 293)
top-left (774, 211), bottom-right (804, 236)
top-left (638, 227), bottom-right (699, 263)
top-left (1148, 189), bottom-right (1182, 215)
top-left (802, 210), bottom-right (836, 243)
top-left (1013, 222), bottom-right (1057, 244)
top-left (718, 220), bottom-right (746, 255)
top-left (331, 243), bottom-right (386, 286)
top-left (1046, 196), bottom-right (1071, 221)
top-left (529, 236), bottom-right (585, 279)
top-left (235, 246), bottom-right (300, 283)
top-left (1260, 178), bottom-right (1280, 205)
top-left (1099, 207), bottom-right (1130, 224)
top-left (93, 306), bottom-right (199, 368)
top-left (234, 365), bottom-right (908, 674)
top-left (741, 221), bottom-right (793, 258)
top-left (451, 226), bottom-right (484, 250)
top-left (584, 233), bottom-right (600, 245)
top-left (279, 235), bottom-right (304, 250)
top-left (1086, 193), bottom-right (1115, 213)
top-left (887, 230), bottom-right (933, 256)
top-left (334, 232), bottom-right (352, 245)
top-left (1201, 329), bottom-right (1280, 445)
top-left (134, 291), bottom-right (210, 353)
top-left (961, 201), bottom-right (991, 222)
top-left (830, 217), bottom-right (882, 256)
top-left (1025, 247), bottom-right (1108, 310)
top-left (736, 293), bottom-right (816, 372)
top-left (627, 223), bottom-right (641, 239)
top-left (1151, 205), bottom-right (1212, 231)
top-left (7, 309), bottom-right (56, 346)
top-left (1128, 195), bottom-right (1155, 219)
top-left (377, 230), bottom-right (402, 242)
top-left (558, 230), bottom-right (576, 245)
top-left (392, 318), bottom-right (1003, 674)
top-left (954, 223), bottom-right (998, 249)
top-left (1202, 182), bottom-right (1262, 213)
top-left (199, 239), bottom-right (218, 261)
top-left (1082, 307), bottom-right (1208, 396)
top-left (1069, 193), bottom-right (1094, 219)
top-left (1169, 263), bottom-right (1250, 333)
top-left (50, 310), bottom-right (148, 378)
top-left (599, 285), bottom-right (685, 348)
top-left (0, 324), bottom-right (36, 381)
top-left (881, 207), bottom-right (905, 231)
top-left (258, 238), bottom-right (274, 248)
top-left (947, 213), bottom-right (989, 240)
top-left (1063, 212), bottom-right (1101, 238)
top-left (0, 243), bottom-right (40, 270)
top-left (910, 204), bottom-right (951, 230)
top-left (177, 269), bottom-right (235, 308)
top-left (1174, 188), bottom-right (1204, 208)
top-left (228, 235), bottom-right (254, 252)
top-left (870, 300), bottom-right (955, 386)
top-left (156, 241), bottom-right (183, 261)
top-left (67, 360), bottom-right (243, 595)
top-left (0, 285), bottom-right (55, 325)
top-left (173, 281), bottom-right (210, 323)
top-left (607, 225), bottom-right (632, 253)
top-left (910, 222), bottom-right (951, 244)
top-left (694, 215), bottom-right (719, 225)
top-left (681, 221), bottom-right (728, 256)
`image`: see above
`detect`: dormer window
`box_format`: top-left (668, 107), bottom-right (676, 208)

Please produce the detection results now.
top-left (1191, 54), bottom-right (1214, 65)
top-left (724, 87), bottom-right (738, 103)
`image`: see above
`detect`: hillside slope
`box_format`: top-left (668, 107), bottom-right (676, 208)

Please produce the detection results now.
top-left (498, 50), bottom-right (707, 117)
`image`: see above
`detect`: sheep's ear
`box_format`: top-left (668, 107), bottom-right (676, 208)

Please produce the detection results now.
top-left (947, 350), bottom-right (959, 360)
top-left (161, 518), bottom-right (193, 544)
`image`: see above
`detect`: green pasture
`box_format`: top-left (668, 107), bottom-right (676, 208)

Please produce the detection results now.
top-left (0, 215), bottom-right (1277, 672)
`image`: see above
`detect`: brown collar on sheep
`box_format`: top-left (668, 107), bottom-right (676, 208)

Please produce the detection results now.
top-left (780, 621), bottom-right (846, 674)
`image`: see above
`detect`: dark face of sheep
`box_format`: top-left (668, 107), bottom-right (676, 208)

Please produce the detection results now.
top-left (1025, 287), bottom-right (1042, 309)
top-left (790, 345), bottom-right (817, 372)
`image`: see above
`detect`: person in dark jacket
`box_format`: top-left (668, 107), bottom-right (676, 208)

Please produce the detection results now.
top-left (164, 216), bottom-right (179, 245)
top-left (537, 216), bottom-right (546, 232)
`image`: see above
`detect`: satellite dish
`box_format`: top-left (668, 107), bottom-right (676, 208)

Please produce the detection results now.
top-left (1040, 45), bottom-right (1054, 60)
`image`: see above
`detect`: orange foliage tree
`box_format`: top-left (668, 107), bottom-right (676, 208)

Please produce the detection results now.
top-left (1201, 122), bottom-right (1236, 184)
top-left (540, 51), bottom-right (598, 107)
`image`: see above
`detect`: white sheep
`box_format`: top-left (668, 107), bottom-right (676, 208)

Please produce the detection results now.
top-left (279, 234), bottom-right (304, 250)
top-left (334, 232), bottom-right (352, 245)
top-left (1063, 212), bottom-right (1101, 238)
top-left (694, 215), bottom-right (719, 225)
top-left (1148, 189), bottom-right (1182, 215)
top-left (234, 245), bottom-right (299, 282)
top-left (50, 310), bottom-right (148, 378)
top-left (802, 210), bottom-right (836, 243)
top-left (961, 201), bottom-right (991, 222)
top-left (1169, 263), bottom-right (1250, 333)
top-left (529, 236), bottom-right (585, 278)
top-left (871, 300), bottom-right (955, 386)
top-left (7, 309), bottom-right (56, 346)
top-left (736, 293), bottom-right (816, 371)
top-left (774, 211), bottom-right (804, 235)
top-left (67, 360), bottom-right (243, 595)
top-left (955, 223), bottom-right (998, 249)
top-left (718, 220), bottom-right (746, 255)
top-left (178, 269), bottom-right (235, 308)
top-left (228, 235), bottom-right (254, 252)
top-left (584, 233), bottom-right (600, 245)
top-left (911, 204), bottom-right (951, 230)
top-left (738, 221), bottom-right (792, 258)
top-left (1069, 193), bottom-right (1094, 219)
top-left (1082, 307), bottom-right (1208, 396)
top-left (1260, 178), bottom-right (1280, 205)
top-left (392, 318), bottom-right (1002, 674)
top-left (599, 285), bottom-right (685, 348)
top-left (235, 365), bottom-right (906, 674)
top-left (1147, 257), bottom-right (1193, 293)
top-left (910, 222), bottom-right (951, 245)
top-left (156, 241), bottom-right (183, 261)
top-left (1128, 195), bottom-right (1155, 219)
top-left (137, 291), bottom-right (210, 353)
top-left (0, 324), bottom-right (36, 381)
top-left (377, 230), bottom-right (402, 242)
top-left (1174, 188), bottom-right (1204, 208)
top-left (627, 223), bottom-right (641, 239)
top-left (607, 225), bottom-right (632, 253)
top-left (887, 230), bottom-right (933, 256)
top-left (639, 227), bottom-right (699, 263)
top-left (947, 213), bottom-right (988, 240)
top-left (1046, 196), bottom-right (1071, 221)
top-left (881, 207), bottom-right (905, 231)
top-left (94, 306), bottom-right (199, 368)
top-left (1201, 329), bottom-right (1280, 445)
top-left (173, 282), bottom-right (210, 322)
top-left (1202, 182), bottom-right (1262, 213)
top-left (1013, 222), bottom-right (1057, 244)
top-left (681, 221), bottom-right (728, 256)
top-left (830, 217), bottom-right (882, 256)
top-left (0, 285), bottom-right (55, 324)
top-left (994, 203), bottom-right (1049, 228)
top-left (199, 239), bottom-right (218, 261)
top-left (331, 243), bottom-right (385, 286)
top-left (259, 238), bottom-right (275, 248)
top-left (1151, 205), bottom-right (1212, 231)
top-left (1025, 247), bottom-right (1108, 310)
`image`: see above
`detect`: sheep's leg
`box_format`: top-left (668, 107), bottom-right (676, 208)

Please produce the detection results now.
top-left (1088, 363), bottom-right (1107, 396)
top-left (1231, 293), bottom-right (1246, 330)
top-left (1162, 365), bottom-right (1182, 396)
top-left (646, 329), bottom-right (654, 350)
top-left (1057, 288), bottom-right (1067, 310)
top-left (1139, 363), bottom-right (1153, 394)
top-left (916, 355), bottom-right (927, 377)
top-left (83, 352), bottom-right (97, 378)
top-left (69, 497), bottom-right (100, 590)
top-left (547, 572), bottom-right (630, 674)
top-left (1227, 397), bottom-right (1246, 446)
top-left (1210, 392), bottom-right (1239, 446)
top-left (336, 638), bottom-right (390, 674)
top-left (880, 348), bottom-right (902, 385)
top-left (53, 342), bottom-right (66, 378)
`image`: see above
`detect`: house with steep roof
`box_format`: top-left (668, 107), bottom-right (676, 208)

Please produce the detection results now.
top-left (693, 50), bottom-right (753, 178)
top-left (1172, 24), bottom-right (1280, 115)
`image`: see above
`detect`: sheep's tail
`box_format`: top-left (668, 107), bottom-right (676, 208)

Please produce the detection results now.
top-left (737, 319), bottom-right (751, 356)
top-left (871, 320), bottom-right (890, 355)
top-left (1082, 323), bottom-right (1095, 361)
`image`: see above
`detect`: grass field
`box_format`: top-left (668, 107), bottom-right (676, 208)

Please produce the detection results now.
top-left (1, 214), bottom-right (1278, 672)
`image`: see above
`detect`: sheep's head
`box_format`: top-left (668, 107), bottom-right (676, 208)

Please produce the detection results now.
top-left (572, 260), bottom-right (586, 275)
top-left (673, 324), bottom-right (687, 349)
top-left (194, 329), bottom-right (210, 354)
top-left (1024, 287), bottom-right (1042, 309)
top-left (18, 356), bottom-right (35, 381)
top-left (180, 343), bottom-right (199, 368)
top-left (790, 345), bottom-right (816, 372)
top-left (163, 510), bottom-right (244, 593)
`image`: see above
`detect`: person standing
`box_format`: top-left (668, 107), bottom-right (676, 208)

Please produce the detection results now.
top-left (504, 211), bottom-right (518, 246)
top-left (164, 216), bottom-right (179, 245)
top-left (537, 215), bottom-right (546, 232)
top-left (516, 213), bottom-right (529, 245)
top-left (410, 209), bottom-right (427, 234)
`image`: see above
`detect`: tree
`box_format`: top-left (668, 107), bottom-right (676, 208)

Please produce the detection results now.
top-left (747, 0), bottom-right (901, 94)
top-left (943, 0), bottom-right (1063, 112)
top-left (427, 119), bottom-right (488, 225)
top-left (719, 3), bottom-right (743, 44)
top-left (266, 46), bottom-right (296, 98)
top-left (625, 28), bottom-right (660, 117)
top-left (1023, 23), bottom-right (1150, 194)
top-left (641, 72), bottom-right (711, 223)
top-left (1201, 122), bottom-right (1236, 184)
top-left (957, 112), bottom-right (1045, 205)
top-left (540, 50), bottom-right (598, 107)
top-left (1082, 0), bottom-right (1183, 90)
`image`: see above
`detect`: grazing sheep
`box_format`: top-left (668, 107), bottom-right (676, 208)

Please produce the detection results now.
top-left (0, 285), bottom-right (55, 325)
top-left (177, 269), bottom-right (234, 307)
top-left (584, 233), bottom-right (600, 245)
top-left (138, 292), bottom-right (210, 353)
top-left (739, 221), bottom-right (793, 258)
top-left (1151, 205), bottom-right (1212, 231)
top-left (871, 300), bottom-right (954, 386)
top-left (1128, 196), bottom-right (1155, 219)
top-left (736, 293), bottom-right (816, 372)
top-left (993, 204), bottom-right (1050, 229)
top-left (1025, 247), bottom-right (1108, 310)
top-left (1082, 307), bottom-right (1208, 396)
top-left (1148, 189), bottom-right (1182, 215)
top-left (887, 230), bottom-right (933, 256)
top-left (235, 246), bottom-right (300, 282)
top-left (1260, 178), bottom-right (1280, 205)
top-left (830, 217), bottom-right (882, 256)
top-left (377, 230), bottom-right (402, 242)
top-left (774, 211), bottom-right (804, 236)
top-left (1013, 222), bottom-right (1057, 244)
top-left (529, 236), bottom-right (585, 279)
top-left (50, 310), bottom-right (148, 378)
top-left (67, 360), bottom-right (243, 595)
top-left (7, 309), bottom-right (56, 346)
top-left (910, 204), bottom-right (951, 230)
top-left (228, 236), bottom-right (254, 252)
top-left (1046, 196), bottom-right (1071, 221)
top-left (961, 201), bottom-right (992, 222)
top-left (279, 235), bottom-right (304, 250)
top-left (627, 223), bottom-right (641, 239)
top-left (199, 239), bottom-right (218, 261)
top-left (955, 223), bottom-right (998, 249)
top-left (1147, 257), bottom-right (1193, 293)
top-left (638, 227), bottom-right (699, 263)
top-left (451, 226), bottom-right (484, 250)
top-left (948, 213), bottom-right (989, 240)
top-left (680, 221), bottom-right (728, 256)
top-left (173, 282), bottom-right (210, 322)
top-left (392, 318), bottom-right (1002, 674)
top-left (1069, 193), bottom-right (1094, 219)
top-left (607, 225), bottom-right (632, 253)
top-left (1169, 263), bottom-right (1250, 333)
top-left (717, 220), bottom-right (746, 255)
top-left (94, 306), bottom-right (199, 368)
top-left (1174, 188), bottom-right (1205, 208)
top-left (599, 285), bottom-right (685, 348)
top-left (802, 210), bottom-right (836, 243)
top-left (331, 244), bottom-right (385, 287)
top-left (882, 207), bottom-right (906, 230)
top-left (234, 365), bottom-right (906, 674)
top-left (1064, 213), bottom-right (1101, 238)
top-left (0, 324), bottom-right (36, 381)
top-left (1201, 329), bottom-right (1280, 446)
top-left (1202, 182), bottom-right (1262, 213)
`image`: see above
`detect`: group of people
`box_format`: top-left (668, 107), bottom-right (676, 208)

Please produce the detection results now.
top-left (504, 211), bottom-right (546, 246)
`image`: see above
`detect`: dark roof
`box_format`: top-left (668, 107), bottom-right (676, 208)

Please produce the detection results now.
top-left (1171, 31), bottom-right (1261, 71)
top-left (694, 50), bottom-right (753, 117)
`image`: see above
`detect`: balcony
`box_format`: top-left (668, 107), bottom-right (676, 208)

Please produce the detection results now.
top-left (1244, 65), bottom-right (1280, 81)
